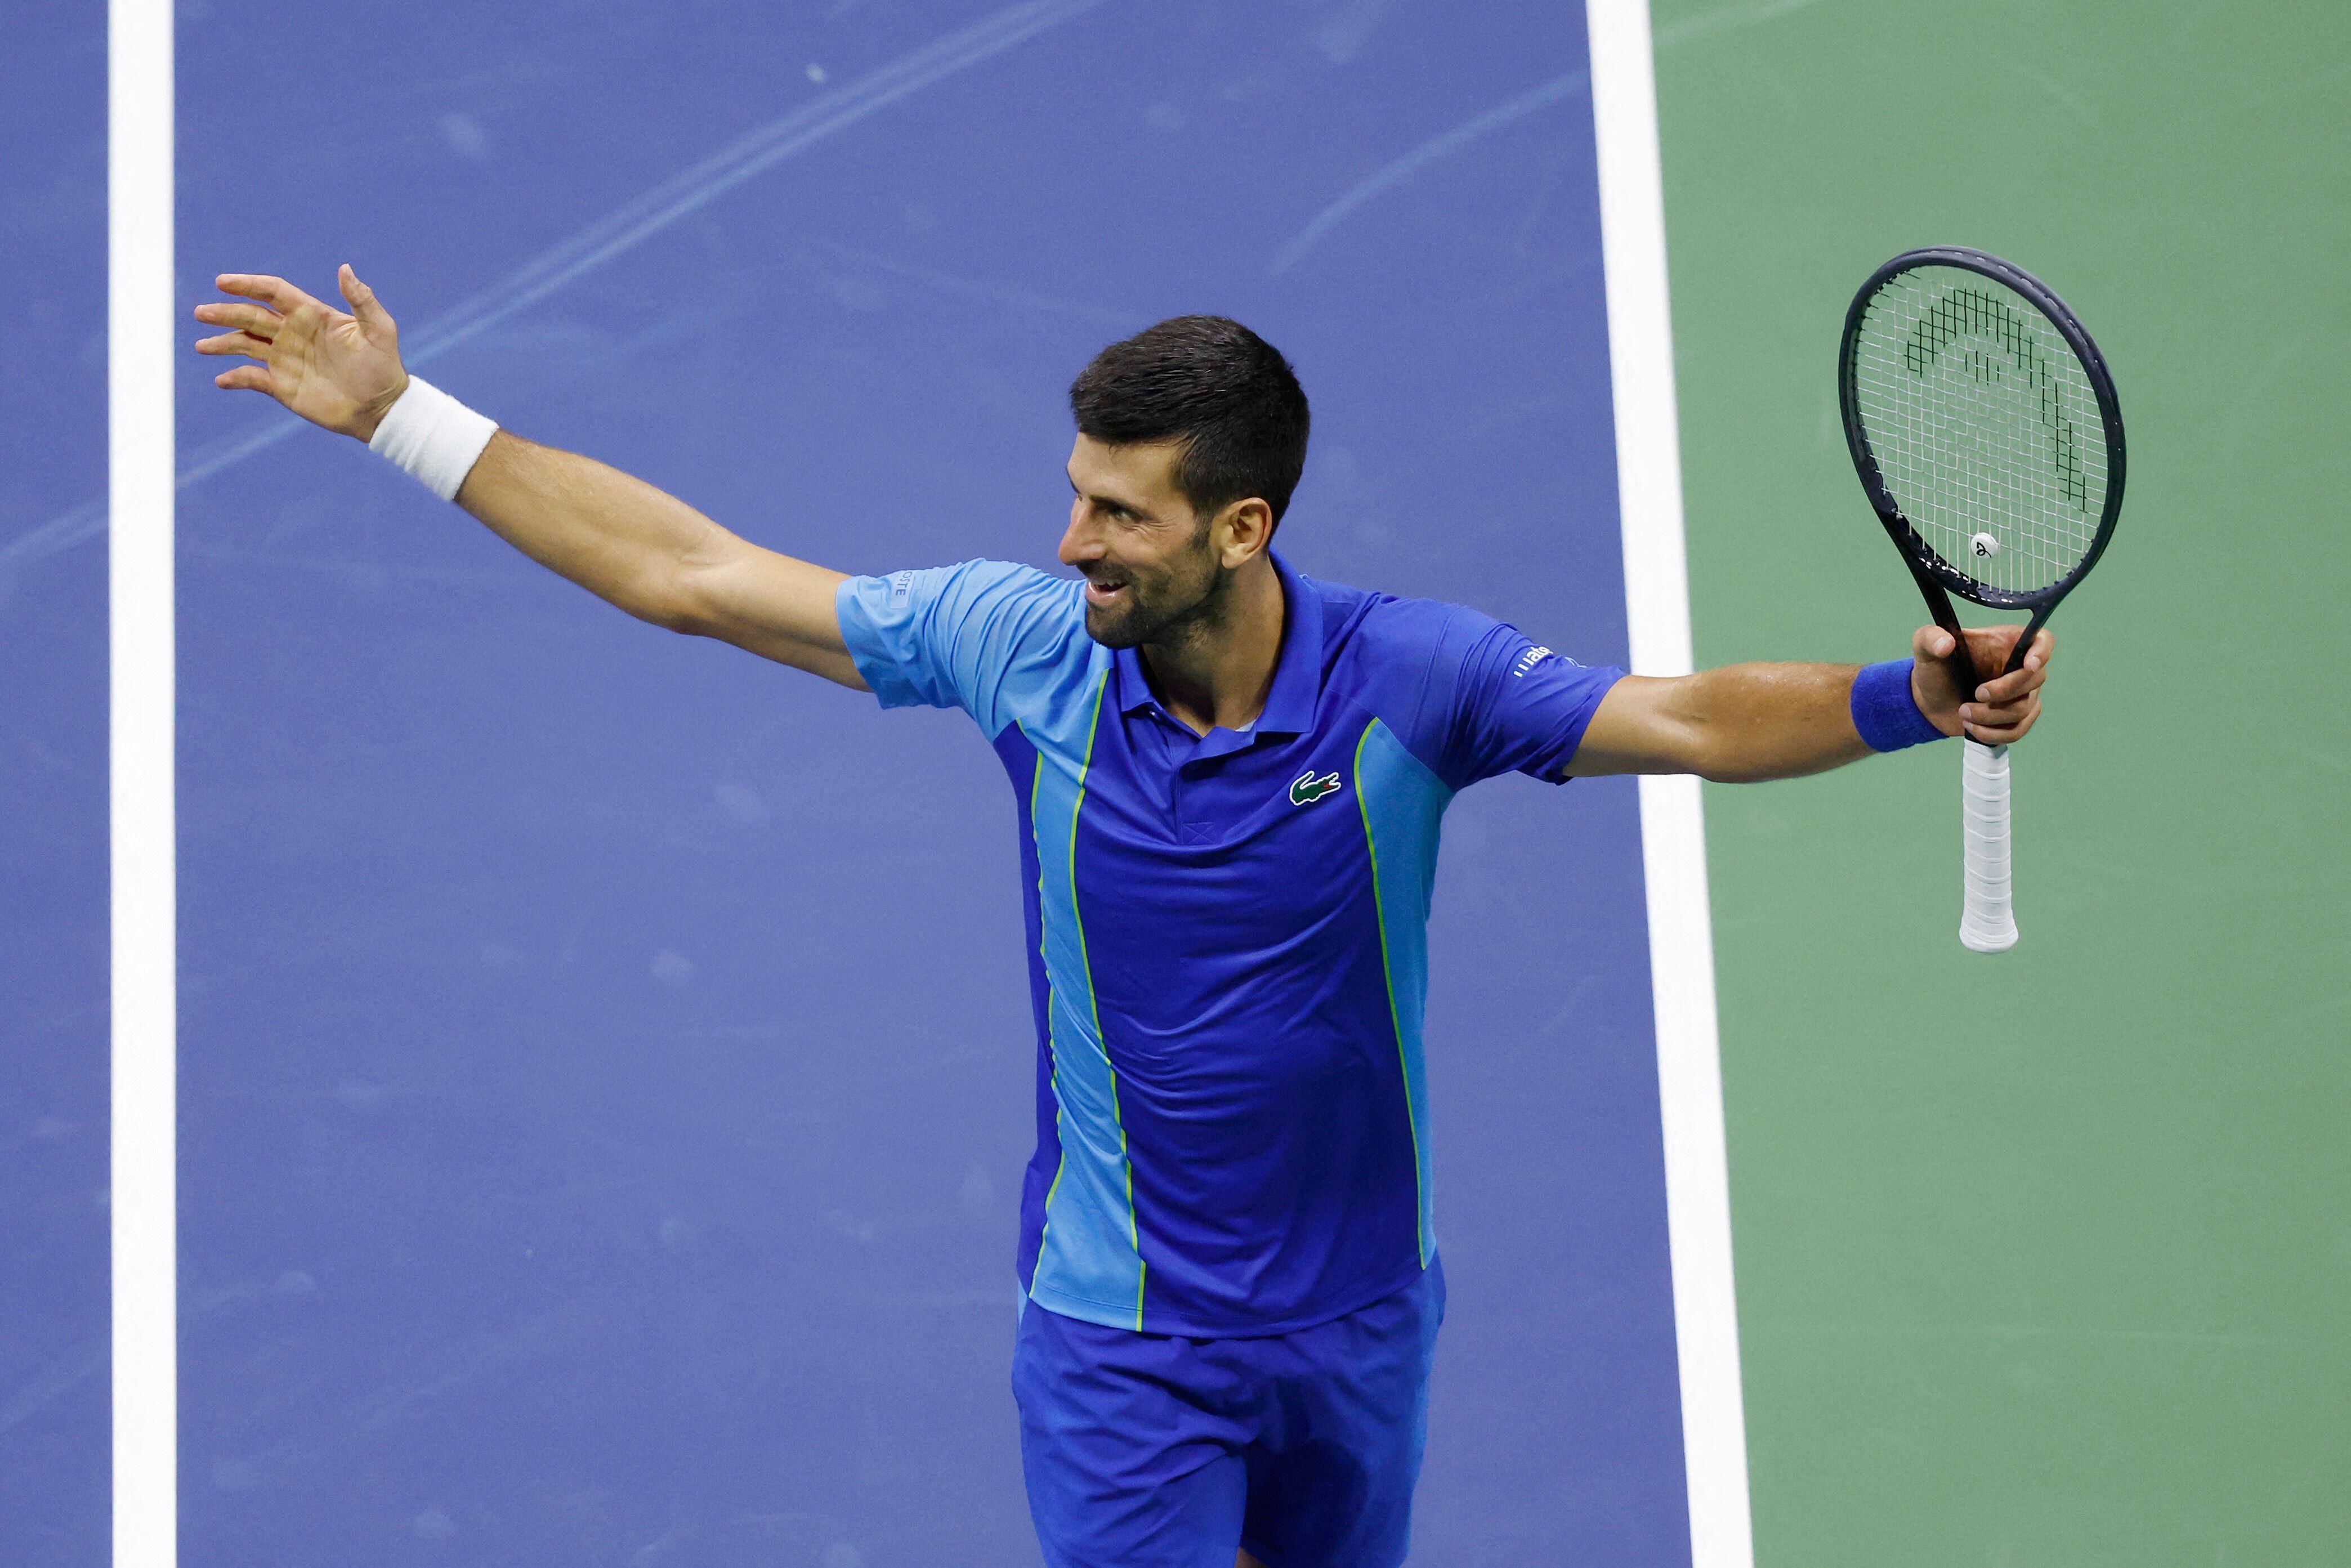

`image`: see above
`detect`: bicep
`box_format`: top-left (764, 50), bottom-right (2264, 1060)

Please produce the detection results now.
top-left (673, 535), bottom-right (868, 690)
top-left (1558, 674), bottom-right (1704, 778)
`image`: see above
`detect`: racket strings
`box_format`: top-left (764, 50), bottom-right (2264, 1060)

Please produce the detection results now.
top-left (1849, 266), bottom-right (2108, 596)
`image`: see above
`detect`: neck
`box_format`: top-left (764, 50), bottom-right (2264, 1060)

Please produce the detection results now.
top-left (1139, 555), bottom-right (1285, 736)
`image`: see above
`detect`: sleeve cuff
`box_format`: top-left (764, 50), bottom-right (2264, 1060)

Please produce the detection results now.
top-left (833, 572), bottom-right (926, 708)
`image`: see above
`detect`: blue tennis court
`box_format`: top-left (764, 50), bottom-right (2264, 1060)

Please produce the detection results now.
top-left (7, 3), bottom-right (1734, 1562)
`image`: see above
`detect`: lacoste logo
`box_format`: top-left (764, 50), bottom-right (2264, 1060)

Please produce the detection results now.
top-left (1289, 769), bottom-right (1343, 806)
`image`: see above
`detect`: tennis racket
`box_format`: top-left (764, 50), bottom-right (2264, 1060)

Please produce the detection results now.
top-left (1837, 247), bottom-right (2126, 952)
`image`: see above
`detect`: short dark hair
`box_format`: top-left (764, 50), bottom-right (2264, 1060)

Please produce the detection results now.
top-left (1069, 316), bottom-right (1311, 524)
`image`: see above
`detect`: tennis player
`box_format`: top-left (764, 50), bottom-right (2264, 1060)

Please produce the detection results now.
top-left (196, 268), bottom-right (2051, 1568)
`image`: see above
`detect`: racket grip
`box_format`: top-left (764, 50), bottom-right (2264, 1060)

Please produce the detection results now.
top-left (1959, 739), bottom-right (2018, 952)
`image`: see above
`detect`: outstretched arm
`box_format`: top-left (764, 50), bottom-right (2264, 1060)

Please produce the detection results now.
top-left (194, 266), bottom-right (865, 689)
top-left (1564, 623), bottom-right (2052, 782)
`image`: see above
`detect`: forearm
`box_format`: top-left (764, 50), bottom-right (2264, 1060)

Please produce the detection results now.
top-left (1673, 662), bottom-right (1876, 783)
top-left (1574, 625), bottom-right (2048, 782)
top-left (454, 430), bottom-right (739, 631)
top-left (199, 270), bottom-right (860, 681)
top-left (1574, 663), bottom-right (1881, 782)
top-left (447, 428), bottom-right (859, 682)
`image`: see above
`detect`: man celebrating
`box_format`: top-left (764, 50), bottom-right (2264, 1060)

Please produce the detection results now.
top-left (196, 267), bottom-right (2050, 1568)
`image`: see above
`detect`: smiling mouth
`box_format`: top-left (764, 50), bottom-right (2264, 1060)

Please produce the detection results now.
top-left (1083, 576), bottom-right (1129, 605)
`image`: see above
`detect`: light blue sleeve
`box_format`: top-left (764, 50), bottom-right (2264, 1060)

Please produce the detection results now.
top-left (834, 560), bottom-right (1092, 739)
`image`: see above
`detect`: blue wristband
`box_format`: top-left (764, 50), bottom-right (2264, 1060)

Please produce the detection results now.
top-left (1850, 658), bottom-right (1947, 752)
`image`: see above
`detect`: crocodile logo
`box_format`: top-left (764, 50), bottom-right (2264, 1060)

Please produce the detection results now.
top-left (1289, 769), bottom-right (1344, 806)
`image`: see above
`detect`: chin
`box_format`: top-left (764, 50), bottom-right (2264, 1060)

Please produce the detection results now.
top-left (1083, 606), bottom-right (1146, 650)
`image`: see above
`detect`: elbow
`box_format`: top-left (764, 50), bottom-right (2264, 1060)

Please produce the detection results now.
top-left (1668, 720), bottom-right (1759, 784)
top-left (1688, 747), bottom-right (1744, 785)
top-left (641, 600), bottom-right (709, 637)
top-left (1685, 733), bottom-right (1782, 785)
top-left (610, 584), bottom-right (705, 636)
top-left (1689, 735), bottom-right (1836, 785)
top-left (636, 560), bottom-right (722, 638)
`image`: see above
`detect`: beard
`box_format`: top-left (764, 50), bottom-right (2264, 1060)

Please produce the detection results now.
top-left (1080, 538), bottom-right (1228, 651)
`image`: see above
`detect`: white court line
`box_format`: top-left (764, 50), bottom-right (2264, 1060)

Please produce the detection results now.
top-left (1585, 4), bottom-right (1757, 1567)
top-left (110, 0), bottom-right (177, 1564)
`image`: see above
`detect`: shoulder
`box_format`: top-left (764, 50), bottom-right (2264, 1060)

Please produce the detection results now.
top-left (1308, 575), bottom-right (1513, 677)
top-left (837, 560), bottom-right (1096, 727)
top-left (1299, 577), bottom-right (1495, 767)
top-left (1303, 573), bottom-right (1617, 787)
top-left (848, 557), bottom-right (1078, 622)
top-left (841, 558), bottom-right (1083, 640)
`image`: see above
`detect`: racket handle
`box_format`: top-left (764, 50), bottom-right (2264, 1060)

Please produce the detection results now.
top-left (1959, 739), bottom-right (2018, 952)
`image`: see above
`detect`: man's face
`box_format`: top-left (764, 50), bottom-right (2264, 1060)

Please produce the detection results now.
top-left (1059, 435), bottom-right (1223, 649)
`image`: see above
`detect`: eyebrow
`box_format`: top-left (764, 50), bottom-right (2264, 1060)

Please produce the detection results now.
top-left (1068, 473), bottom-right (1151, 519)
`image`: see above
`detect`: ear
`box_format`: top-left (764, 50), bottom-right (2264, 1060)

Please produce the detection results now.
top-left (1211, 496), bottom-right (1276, 568)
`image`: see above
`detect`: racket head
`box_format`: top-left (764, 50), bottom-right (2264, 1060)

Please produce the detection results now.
top-left (1839, 247), bottom-right (2126, 611)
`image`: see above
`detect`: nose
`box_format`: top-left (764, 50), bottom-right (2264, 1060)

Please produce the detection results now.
top-left (1058, 497), bottom-right (1103, 569)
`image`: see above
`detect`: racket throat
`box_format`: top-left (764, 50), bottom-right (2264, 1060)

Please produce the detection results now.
top-left (1905, 558), bottom-right (1979, 700)
top-left (2005, 604), bottom-right (2054, 677)
top-left (1905, 555), bottom-right (2048, 689)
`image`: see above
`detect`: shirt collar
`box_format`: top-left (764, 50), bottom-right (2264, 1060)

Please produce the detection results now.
top-left (1112, 550), bottom-right (1322, 737)
top-left (1254, 550), bottom-right (1322, 736)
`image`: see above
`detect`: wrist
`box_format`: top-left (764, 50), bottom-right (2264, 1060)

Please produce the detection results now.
top-left (367, 375), bottom-right (498, 502)
top-left (352, 372), bottom-right (410, 444)
top-left (1851, 658), bottom-right (1947, 752)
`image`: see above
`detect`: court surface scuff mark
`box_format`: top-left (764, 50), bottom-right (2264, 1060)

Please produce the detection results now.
top-left (1268, 70), bottom-right (1590, 276)
top-left (1263, 0), bottom-right (1843, 278)
top-left (0, 1340), bottom-right (106, 1435)
top-left (0, 0), bottom-right (1106, 599)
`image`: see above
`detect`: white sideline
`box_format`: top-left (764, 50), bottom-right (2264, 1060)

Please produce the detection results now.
top-left (1584, 4), bottom-right (1757, 1567)
top-left (110, 1), bottom-right (176, 1564)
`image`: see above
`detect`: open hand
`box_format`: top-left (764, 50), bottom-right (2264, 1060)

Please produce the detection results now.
top-left (1908, 623), bottom-right (2053, 744)
top-left (194, 266), bottom-right (408, 441)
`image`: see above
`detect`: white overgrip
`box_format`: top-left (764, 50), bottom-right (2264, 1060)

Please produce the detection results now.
top-left (1960, 739), bottom-right (2018, 952)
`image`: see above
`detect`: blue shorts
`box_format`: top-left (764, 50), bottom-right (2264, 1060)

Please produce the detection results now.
top-left (1011, 1259), bottom-right (1445, 1568)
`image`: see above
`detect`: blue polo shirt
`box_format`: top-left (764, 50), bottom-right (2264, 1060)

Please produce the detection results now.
top-left (836, 552), bottom-right (1623, 1336)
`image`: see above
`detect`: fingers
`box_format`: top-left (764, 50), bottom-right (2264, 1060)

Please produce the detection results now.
top-left (194, 329), bottom-right (273, 361)
top-left (1911, 624), bottom-right (1957, 662)
top-left (1960, 684), bottom-right (2041, 743)
top-left (1984, 625), bottom-right (2059, 677)
top-left (338, 263), bottom-right (396, 333)
top-left (214, 272), bottom-right (324, 314)
top-left (1918, 623), bottom-right (2059, 684)
top-left (211, 363), bottom-right (276, 395)
top-left (1970, 623), bottom-right (2053, 669)
top-left (193, 300), bottom-right (281, 338)
top-left (1965, 630), bottom-right (2059, 695)
top-left (1973, 658), bottom-right (2046, 706)
top-left (1961, 698), bottom-right (2039, 744)
top-left (1956, 624), bottom-right (2057, 699)
top-left (1905, 621), bottom-right (2057, 743)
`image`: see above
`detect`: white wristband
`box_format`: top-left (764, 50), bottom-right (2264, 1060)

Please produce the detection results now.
top-left (367, 375), bottom-right (499, 502)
